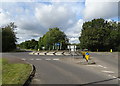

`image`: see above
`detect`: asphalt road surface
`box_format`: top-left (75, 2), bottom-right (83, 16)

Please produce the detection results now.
top-left (2, 52), bottom-right (119, 85)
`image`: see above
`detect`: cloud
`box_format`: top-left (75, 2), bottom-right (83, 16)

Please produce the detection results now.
top-left (0, 2), bottom-right (84, 43)
top-left (84, 0), bottom-right (118, 20)
top-left (0, 9), bottom-right (12, 27)
top-left (1, 1), bottom-right (119, 44)
top-left (35, 3), bottom-right (77, 30)
top-left (65, 19), bottom-right (84, 43)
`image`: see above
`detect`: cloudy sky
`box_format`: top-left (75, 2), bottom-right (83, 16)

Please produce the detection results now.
top-left (0, 0), bottom-right (119, 44)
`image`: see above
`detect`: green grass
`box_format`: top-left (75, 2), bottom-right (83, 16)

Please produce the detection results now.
top-left (2, 58), bottom-right (32, 85)
top-left (0, 58), bottom-right (2, 86)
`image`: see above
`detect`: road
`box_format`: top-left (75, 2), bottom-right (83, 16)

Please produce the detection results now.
top-left (2, 52), bottom-right (119, 85)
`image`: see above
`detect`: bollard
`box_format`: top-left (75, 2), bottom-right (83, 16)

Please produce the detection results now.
top-left (85, 52), bottom-right (90, 62)
top-left (97, 49), bottom-right (98, 52)
top-left (110, 49), bottom-right (112, 52)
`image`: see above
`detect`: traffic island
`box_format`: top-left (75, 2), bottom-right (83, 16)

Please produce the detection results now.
top-left (2, 58), bottom-right (35, 86)
top-left (76, 59), bottom-right (96, 65)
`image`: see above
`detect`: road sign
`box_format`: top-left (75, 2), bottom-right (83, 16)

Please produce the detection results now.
top-left (55, 43), bottom-right (60, 46)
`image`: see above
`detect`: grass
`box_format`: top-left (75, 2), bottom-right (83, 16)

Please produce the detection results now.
top-left (0, 58), bottom-right (2, 86)
top-left (2, 58), bottom-right (32, 85)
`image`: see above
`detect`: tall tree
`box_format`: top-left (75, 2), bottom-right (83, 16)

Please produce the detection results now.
top-left (2, 23), bottom-right (17, 52)
top-left (19, 39), bottom-right (38, 50)
top-left (79, 18), bottom-right (119, 51)
top-left (38, 27), bottom-right (68, 50)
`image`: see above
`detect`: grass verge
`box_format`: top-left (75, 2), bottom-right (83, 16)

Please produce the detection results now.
top-left (2, 58), bottom-right (32, 85)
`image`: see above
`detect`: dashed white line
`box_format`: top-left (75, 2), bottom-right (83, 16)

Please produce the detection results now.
top-left (36, 59), bottom-right (41, 60)
top-left (112, 76), bottom-right (117, 78)
top-left (21, 58), bottom-right (26, 60)
top-left (98, 65), bottom-right (107, 68)
top-left (102, 70), bottom-right (114, 74)
top-left (53, 58), bottom-right (60, 61)
top-left (45, 58), bottom-right (51, 60)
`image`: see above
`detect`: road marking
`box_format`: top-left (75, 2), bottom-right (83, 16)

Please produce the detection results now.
top-left (86, 65), bottom-right (98, 67)
top-left (45, 58), bottom-right (51, 60)
top-left (36, 59), bottom-right (41, 60)
top-left (21, 58), bottom-right (26, 60)
top-left (53, 58), bottom-right (60, 61)
top-left (103, 66), bottom-right (107, 68)
top-left (112, 76), bottom-right (117, 78)
top-left (98, 65), bottom-right (107, 69)
top-left (33, 78), bottom-right (41, 81)
top-left (102, 70), bottom-right (114, 74)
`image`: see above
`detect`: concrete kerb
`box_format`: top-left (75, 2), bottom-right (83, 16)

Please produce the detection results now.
top-left (63, 52), bottom-right (71, 56)
top-left (46, 51), bottom-right (56, 55)
top-left (23, 63), bottom-right (36, 86)
top-left (54, 52), bottom-right (64, 55)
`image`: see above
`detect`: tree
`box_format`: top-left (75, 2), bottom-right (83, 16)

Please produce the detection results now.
top-left (38, 27), bottom-right (68, 50)
top-left (2, 23), bottom-right (17, 52)
top-left (19, 39), bottom-right (38, 50)
top-left (79, 18), bottom-right (119, 51)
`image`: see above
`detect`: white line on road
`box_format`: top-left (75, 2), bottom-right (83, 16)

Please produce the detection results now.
top-left (102, 70), bottom-right (114, 74)
top-left (86, 65), bottom-right (98, 67)
top-left (53, 58), bottom-right (60, 61)
top-left (45, 58), bottom-right (51, 60)
top-left (112, 76), bottom-right (117, 78)
top-left (87, 65), bottom-right (107, 69)
top-left (21, 58), bottom-right (26, 60)
top-left (36, 59), bottom-right (41, 60)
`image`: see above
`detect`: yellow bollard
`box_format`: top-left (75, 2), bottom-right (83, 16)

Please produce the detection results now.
top-left (85, 55), bottom-right (90, 62)
top-left (110, 49), bottom-right (112, 52)
top-left (97, 49), bottom-right (98, 52)
top-left (85, 52), bottom-right (90, 62)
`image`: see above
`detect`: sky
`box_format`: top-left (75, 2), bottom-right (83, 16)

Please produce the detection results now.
top-left (0, 0), bottom-right (119, 44)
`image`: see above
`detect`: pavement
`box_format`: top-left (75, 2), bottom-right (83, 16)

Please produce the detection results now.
top-left (2, 52), bottom-right (119, 85)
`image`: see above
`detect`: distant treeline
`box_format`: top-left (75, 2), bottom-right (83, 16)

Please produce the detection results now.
top-left (19, 27), bottom-right (69, 50)
top-left (1, 18), bottom-right (120, 52)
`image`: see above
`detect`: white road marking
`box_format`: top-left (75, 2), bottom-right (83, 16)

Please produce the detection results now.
top-left (33, 78), bottom-right (41, 81)
top-left (112, 76), bottom-right (117, 78)
top-left (21, 58), bottom-right (26, 60)
top-left (36, 59), bottom-right (41, 60)
top-left (45, 58), bottom-right (51, 60)
top-left (102, 70), bottom-right (114, 74)
top-left (53, 58), bottom-right (60, 61)
top-left (98, 65), bottom-right (104, 67)
top-left (98, 65), bottom-right (107, 68)
top-left (103, 66), bottom-right (107, 68)
top-left (87, 65), bottom-right (107, 69)
top-left (86, 65), bottom-right (98, 67)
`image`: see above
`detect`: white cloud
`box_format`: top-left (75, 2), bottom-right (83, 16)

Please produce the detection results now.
top-left (1, 1), bottom-right (119, 44)
top-left (35, 3), bottom-right (77, 30)
top-left (65, 19), bottom-right (84, 43)
top-left (84, 0), bottom-right (118, 20)
top-left (0, 10), bottom-right (11, 27)
top-left (0, 2), bottom-right (83, 43)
